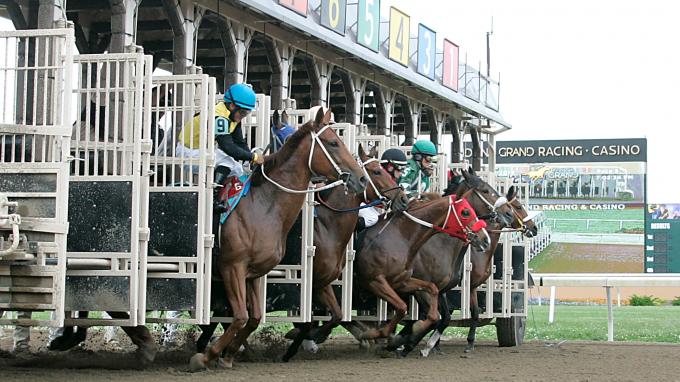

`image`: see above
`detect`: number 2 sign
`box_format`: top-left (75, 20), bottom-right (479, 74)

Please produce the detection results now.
top-left (388, 7), bottom-right (410, 67)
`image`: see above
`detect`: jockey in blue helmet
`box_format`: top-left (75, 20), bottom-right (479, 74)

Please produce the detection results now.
top-left (177, 83), bottom-right (264, 211)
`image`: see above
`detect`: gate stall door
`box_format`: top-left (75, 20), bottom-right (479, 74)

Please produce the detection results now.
top-left (144, 74), bottom-right (215, 325)
top-left (0, 28), bottom-right (74, 327)
top-left (65, 52), bottom-right (152, 327)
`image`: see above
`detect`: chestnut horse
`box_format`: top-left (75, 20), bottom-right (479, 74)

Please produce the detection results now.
top-left (280, 144), bottom-right (409, 362)
top-left (405, 172), bottom-right (538, 356)
top-left (189, 108), bottom-right (366, 370)
top-left (352, 187), bottom-right (491, 350)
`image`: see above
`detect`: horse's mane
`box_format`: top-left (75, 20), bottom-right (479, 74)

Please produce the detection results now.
top-left (404, 193), bottom-right (443, 212)
top-left (252, 121), bottom-right (315, 185)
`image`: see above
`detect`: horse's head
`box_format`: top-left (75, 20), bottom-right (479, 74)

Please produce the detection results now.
top-left (455, 167), bottom-right (515, 228)
top-left (305, 107), bottom-right (367, 193)
top-left (358, 144), bottom-right (408, 212)
top-left (504, 185), bottom-right (538, 237)
top-left (446, 188), bottom-right (490, 252)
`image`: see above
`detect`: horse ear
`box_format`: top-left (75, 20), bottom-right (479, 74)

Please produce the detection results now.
top-left (369, 145), bottom-right (379, 158)
top-left (281, 110), bottom-right (288, 124)
top-left (314, 107), bottom-right (325, 125)
top-left (272, 110), bottom-right (280, 126)
top-left (322, 108), bottom-right (332, 125)
top-left (506, 185), bottom-right (517, 200)
top-left (358, 143), bottom-right (367, 161)
top-left (462, 168), bottom-right (471, 182)
top-left (468, 166), bottom-right (475, 176)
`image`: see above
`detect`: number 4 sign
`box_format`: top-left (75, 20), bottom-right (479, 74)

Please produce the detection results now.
top-left (388, 7), bottom-right (410, 67)
top-left (442, 39), bottom-right (459, 91)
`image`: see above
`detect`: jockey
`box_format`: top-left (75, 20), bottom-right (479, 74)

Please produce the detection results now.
top-left (356, 148), bottom-right (408, 230)
top-left (176, 83), bottom-right (265, 211)
top-left (398, 139), bottom-right (437, 198)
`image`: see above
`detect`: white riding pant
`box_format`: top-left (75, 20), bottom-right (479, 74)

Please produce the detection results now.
top-left (176, 144), bottom-right (244, 178)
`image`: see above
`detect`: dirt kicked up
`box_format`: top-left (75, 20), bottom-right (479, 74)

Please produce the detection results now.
top-left (2, 329), bottom-right (680, 381)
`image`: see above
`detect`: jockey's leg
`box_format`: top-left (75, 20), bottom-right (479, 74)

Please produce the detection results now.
top-left (213, 166), bottom-right (231, 213)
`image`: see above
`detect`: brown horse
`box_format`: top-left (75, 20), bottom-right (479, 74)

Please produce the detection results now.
top-left (189, 108), bottom-right (367, 370)
top-left (352, 187), bottom-right (491, 350)
top-left (406, 172), bottom-right (538, 356)
top-left (280, 144), bottom-right (409, 362)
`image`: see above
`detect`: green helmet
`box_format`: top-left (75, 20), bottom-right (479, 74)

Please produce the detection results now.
top-left (412, 140), bottom-right (437, 156)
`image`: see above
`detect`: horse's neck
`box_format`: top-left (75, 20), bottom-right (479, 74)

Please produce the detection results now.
top-left (315, 187), bottom-right (361, 250)
top-left (401, 197), bottom-right (451, 257)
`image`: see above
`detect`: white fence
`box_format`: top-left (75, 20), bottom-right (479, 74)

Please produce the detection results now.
top-left (533, 273), bottom-right (680, 341)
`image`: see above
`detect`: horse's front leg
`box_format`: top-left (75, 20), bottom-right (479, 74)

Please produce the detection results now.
top-left (465, 289), bottom-right (480, 353)
top-left (309, 284), bottom-right (343, 344)
top-left (220, 276), bottom-right (263, 367)
top-left (190, 262), bottom-right (248, 371)
top-left (360, 275), bottom-right (408, 341)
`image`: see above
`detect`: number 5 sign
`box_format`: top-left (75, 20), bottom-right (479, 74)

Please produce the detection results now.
top-left (279, 0), bottom-right (308, 17)
top-left (321, 0), bottom-right (346, 35)
top-left (417, 24), bottom-right (436, 80)
top-left (442, 39), bottom-right (460, 91)
top-left (388, 7), bottom-right (410, 66)
top-left (357, 0), bottom-right (380, 52)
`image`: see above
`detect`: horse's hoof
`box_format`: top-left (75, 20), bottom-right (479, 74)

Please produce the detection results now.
top-left (464, 346), bottom-right (474, 353)
top-left (359, 339), bottom-right (371, 350)
top-left (385, 334), bottom-right (404, 350)
top-left (301, 340), bottom-right (319, 354)
top-left (137, 340), bottom-right (158, 365)
top-left (420, 348), bottom-right (430, 358)
top-left (284, 328), bottom-right (300, 340)
top-left (189, 353), bottom-right (208, 371)
top-left (217, 357), bottom-right (233, 369)
top-left (49, 332), bottom-right (86, 351)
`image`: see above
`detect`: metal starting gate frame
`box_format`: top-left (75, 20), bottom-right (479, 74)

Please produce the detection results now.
top-left (64, 50), bottom-right (152, 327)
top-left (0, 28), bottom-right (74, 327)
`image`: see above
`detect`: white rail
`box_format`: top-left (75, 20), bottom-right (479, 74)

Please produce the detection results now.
top-left (533, 273), bottom-right (680, 341)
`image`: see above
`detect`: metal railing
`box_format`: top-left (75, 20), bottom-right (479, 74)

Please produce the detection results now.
top-left (546, 218), bottom-right (644, 233)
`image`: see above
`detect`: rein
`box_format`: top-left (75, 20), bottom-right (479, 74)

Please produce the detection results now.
top-left (315, 157), bottom-right (402, 213)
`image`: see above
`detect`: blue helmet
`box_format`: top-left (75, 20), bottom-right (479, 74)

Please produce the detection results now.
top-left (224, 83), bottom-right (256, 110)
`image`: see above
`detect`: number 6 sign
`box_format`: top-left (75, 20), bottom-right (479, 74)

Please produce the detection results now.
top-left (321, 0), bottom-right (346, 35)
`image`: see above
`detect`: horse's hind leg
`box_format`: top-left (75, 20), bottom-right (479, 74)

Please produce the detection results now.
top-left (48, 311), bottom-right (89, 351)
top-left (107, 311), bottom-right (158, 365)
top-left (190, 263), bottom-right (248, 371)
top-left (465, 289), bottom-right (480, 353)
top-left (282, 321), bottom-right (314, 362)
top-left (421, 293), bottom-right (451, 357)
top-left (387, 278), bottom-right (439, 351)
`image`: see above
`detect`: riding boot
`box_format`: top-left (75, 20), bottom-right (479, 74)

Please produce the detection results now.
top-left (213, 166), bottom-right (231, 214)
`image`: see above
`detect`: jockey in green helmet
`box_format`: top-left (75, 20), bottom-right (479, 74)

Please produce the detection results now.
top-left (398, 140), bottom-right (437, 198)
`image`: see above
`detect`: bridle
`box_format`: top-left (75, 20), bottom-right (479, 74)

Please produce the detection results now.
top-left (260, 124), bottom-right (352, 194)
top-left (402, 195), bottom-right (489, 244)
top-left (484, 196), bottom-right (535, 235)
top-left (316, 157), bottom-right (402, 213)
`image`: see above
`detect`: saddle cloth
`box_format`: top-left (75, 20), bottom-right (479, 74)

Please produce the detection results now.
top-left (219, 174), bottom-right (251, 224)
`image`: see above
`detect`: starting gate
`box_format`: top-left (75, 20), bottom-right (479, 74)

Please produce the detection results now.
top-left (0, 28), bottom-right (74, 327)
top-left (65, 50), bottom-right (151, 327)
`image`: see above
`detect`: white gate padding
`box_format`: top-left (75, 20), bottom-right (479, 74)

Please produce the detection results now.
top-left (0, 28), bottom-right (74, 327)
top-left (143, 73), bottom-right (215, 325)
top-left (65, 51), bottom-right (152, 327)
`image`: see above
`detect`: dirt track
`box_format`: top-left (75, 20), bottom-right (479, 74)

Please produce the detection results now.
top-left (2, 329), bottom-right (680, 381)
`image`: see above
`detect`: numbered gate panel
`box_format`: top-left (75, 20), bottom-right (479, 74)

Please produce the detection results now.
top-left (144, 74), bottom-right (215, 325)
top-left (64, 51), bottom-right (152, 327)
top-left (0, 28), bottom-right (75, 326)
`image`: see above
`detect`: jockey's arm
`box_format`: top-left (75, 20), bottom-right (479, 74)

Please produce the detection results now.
top-left (215, 123), bottom-right (255, 162)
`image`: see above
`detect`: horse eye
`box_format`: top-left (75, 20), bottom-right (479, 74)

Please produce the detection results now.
top-left (329, 140), bottom-right (339, 147)
top-left (373, 169), bottom-right (382, 176)
top-left (461, 209), bottom-right (471, 218)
